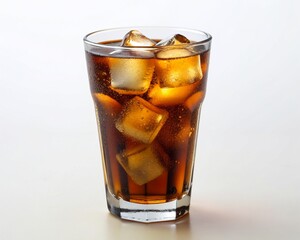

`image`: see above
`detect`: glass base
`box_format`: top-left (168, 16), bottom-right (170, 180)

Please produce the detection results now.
top-left (106, 188), bottom-right (191, 223)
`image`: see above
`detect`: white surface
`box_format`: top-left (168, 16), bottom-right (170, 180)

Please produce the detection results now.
top-left (1, 0), bottom-right (300, 239)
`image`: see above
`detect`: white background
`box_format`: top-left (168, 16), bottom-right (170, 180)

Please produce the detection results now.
top-left (1, 0), bottom-right (300, 239)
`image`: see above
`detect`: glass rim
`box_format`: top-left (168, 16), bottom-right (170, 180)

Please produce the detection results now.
top-left (83, 26), bottom-right (212, 51)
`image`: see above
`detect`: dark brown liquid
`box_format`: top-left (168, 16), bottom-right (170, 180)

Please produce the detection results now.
top-left (85, 41), bottom-right (210, 204)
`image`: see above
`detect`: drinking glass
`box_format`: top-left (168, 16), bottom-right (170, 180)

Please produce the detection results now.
top-left (83, 27), bottom-right (212, 222)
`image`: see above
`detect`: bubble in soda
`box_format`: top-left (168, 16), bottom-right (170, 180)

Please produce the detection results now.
top-left (158, 106), bottom-right (193, 148)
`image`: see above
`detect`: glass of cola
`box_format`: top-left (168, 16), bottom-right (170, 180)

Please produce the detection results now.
top-left (83, 27), bottom-right (212, 223)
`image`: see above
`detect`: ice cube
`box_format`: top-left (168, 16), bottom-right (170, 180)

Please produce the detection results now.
top-left (156, 34), bottom-right (190, 46)
top-left (116, 142), bottom-right (169, 185)
top-left (110, 30), bottom-right (155, 58)
top-left (148, 81), bottom-right (200, 106)
top-left (93, 93), bottom-right (122, 118)
top-left (184, 91), bottom-right (205, 112)
top-left (109, 58), bottom-right (154, 94)
top-left (155, 33), bottom-right (192, 59)
top-left (121, 30), bottom-right (156, 47)
top-left (108, 30), bottom-right (156, 94)
top-left (155, 33), bottom-right (203, 88)
top-left (155, 53), bottom-right (202, 87)
top-left (115, 96), bottom-right (169, 144)
top-left (158, 106), bottom-right (193, 148)
top-left (156, 48), bottom-right (192, 59)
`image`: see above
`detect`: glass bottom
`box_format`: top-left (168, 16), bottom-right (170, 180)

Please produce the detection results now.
top-left (106, 187), bottom-right (191, 223)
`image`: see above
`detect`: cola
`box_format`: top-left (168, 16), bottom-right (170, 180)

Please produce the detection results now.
top-left (85, 39), bottom-right (210, 204)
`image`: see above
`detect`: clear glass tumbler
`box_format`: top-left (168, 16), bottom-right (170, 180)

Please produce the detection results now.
top-left (83, 27), bottom-right (212, 222)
